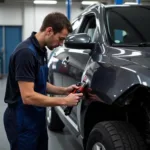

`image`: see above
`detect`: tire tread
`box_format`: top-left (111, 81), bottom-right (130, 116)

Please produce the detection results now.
top-left (87, 121), bottom-right (147, 150)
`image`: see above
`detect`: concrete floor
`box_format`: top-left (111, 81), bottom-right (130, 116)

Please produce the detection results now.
top-left (0, 78), bottom-right (83, 150)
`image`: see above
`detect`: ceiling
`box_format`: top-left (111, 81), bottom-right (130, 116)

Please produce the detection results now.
top-left (2, 0), bottom-right (150, 5)
top-left (1, 0), bottom-right (113, 3)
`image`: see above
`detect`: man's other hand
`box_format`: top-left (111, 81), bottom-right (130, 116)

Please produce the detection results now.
top-left (64, 93), bottom-right (83, 106)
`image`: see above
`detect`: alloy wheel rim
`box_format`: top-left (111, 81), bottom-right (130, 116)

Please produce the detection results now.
top-left (92, 142), bottom-right (106, 150)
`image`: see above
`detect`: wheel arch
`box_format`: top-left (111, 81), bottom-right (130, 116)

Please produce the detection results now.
top-left (83, 85), bottom-right (150, 146)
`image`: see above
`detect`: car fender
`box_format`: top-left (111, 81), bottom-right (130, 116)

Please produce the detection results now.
top-left (77, 60), bottom-right (150, 137)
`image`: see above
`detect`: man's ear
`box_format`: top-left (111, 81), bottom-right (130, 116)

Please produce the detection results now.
top-left (46, 27), bottom-right (53, 36)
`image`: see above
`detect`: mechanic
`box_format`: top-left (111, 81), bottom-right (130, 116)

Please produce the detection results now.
top-left (3, 12), bottom-right (83, 150)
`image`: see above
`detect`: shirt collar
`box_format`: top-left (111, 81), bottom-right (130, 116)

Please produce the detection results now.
top-left (30, 32), bottom-right (47, 54)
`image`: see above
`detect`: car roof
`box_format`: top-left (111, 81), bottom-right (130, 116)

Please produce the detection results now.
top-left (105, 4), bottom-right (150, 8)
top-left (71, 3), bottom-right (150, 23)
top-left (83, 2), bottom-right (150, 9)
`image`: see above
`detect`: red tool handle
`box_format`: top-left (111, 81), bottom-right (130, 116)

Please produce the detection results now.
top-left (64, 82), bottom-right (86, 115)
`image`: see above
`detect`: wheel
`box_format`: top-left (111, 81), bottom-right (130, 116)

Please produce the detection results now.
top-left (86, 121), bottom-right (147, 150)
top-left (47, 107), bottom-right (65, 132)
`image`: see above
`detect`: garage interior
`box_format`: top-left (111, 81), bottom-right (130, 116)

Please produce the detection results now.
top-left (0, 0), bottom-right (150, 150)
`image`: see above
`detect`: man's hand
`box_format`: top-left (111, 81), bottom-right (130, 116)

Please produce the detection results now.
top-left (63, 93), bottom-right (83, 106)
top-left (64, 84), bottom-right (79, 95)
top-left (46, 83), bottom-right (80, 95)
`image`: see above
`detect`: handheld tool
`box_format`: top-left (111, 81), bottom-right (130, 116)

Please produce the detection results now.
top-left (64, 81), bottom-right (87, 115)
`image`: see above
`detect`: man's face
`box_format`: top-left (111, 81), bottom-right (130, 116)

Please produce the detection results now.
top-left (45, 27), bottom-right (69, 50)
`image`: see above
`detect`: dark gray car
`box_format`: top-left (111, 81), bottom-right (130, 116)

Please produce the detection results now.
top-left (47, 3), bottom-right (150, 150)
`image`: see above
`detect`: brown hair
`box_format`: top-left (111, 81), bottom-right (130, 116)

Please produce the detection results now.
top-left (40, 12), bottom-right (72, 34)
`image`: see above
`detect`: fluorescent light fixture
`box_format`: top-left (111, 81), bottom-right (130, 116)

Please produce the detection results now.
top-left (34, 1), bottom-right (57, 4)
top-left (81, 1), bottom-right (98, 5)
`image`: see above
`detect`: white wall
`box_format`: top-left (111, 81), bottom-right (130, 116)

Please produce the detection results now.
top-left (0, 3), bottom-right (23, 25)
top-left (23, 3), bottom-right (36, 40)
top-left (0, 1), bottom-right (82, 40)
top-left (34, 2), bottom-right (82, 32)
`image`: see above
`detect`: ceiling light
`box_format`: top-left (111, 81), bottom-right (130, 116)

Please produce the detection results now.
top-left (81, 1), bottom-right (98, 5)
top-left (34, 1), bottom-right (57, 4)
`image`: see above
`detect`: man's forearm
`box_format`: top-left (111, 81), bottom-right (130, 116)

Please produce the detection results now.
top-left (46, 82), bottom-right (66, 95)
top-left (23, 91), bottom-right (66, 107)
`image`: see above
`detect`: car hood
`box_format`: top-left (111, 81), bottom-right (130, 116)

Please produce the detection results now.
top-left (111, 46), bottom-right (150, 67)
top-left (109, 46), bottom-right (150, 86)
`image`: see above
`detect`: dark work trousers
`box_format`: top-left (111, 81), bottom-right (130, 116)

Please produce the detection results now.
top-left (3, 105), bottom-right (48, 150)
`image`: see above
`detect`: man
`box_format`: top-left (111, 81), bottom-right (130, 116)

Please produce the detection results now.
top-left (3, 12), bottom-right (83, 150)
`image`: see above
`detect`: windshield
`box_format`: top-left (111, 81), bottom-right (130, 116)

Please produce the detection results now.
top-left (105, 6), bottom-right (150, 45)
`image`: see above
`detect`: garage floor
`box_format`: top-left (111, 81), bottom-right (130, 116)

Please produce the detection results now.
top-left (0, 78), bottom-right (83, 150)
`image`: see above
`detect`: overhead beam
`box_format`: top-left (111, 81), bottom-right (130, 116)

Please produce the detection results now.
top-left (115, 0), bottom-right (123, 4)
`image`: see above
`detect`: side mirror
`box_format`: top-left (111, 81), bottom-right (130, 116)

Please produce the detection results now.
top-left (64, 33), bottom-right (95, 49)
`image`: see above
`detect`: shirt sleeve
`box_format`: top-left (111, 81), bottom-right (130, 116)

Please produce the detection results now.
top-left (15, 48), bottom-right (37, 82)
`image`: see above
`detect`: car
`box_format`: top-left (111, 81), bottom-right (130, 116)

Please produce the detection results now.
top-left (46, 2), bottom-right (150, 150)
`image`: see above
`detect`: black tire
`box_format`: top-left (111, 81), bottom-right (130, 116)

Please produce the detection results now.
top-left (47, 107), bottom-right (65, 132)
top-left (86, 121), bottom-right (147, 150)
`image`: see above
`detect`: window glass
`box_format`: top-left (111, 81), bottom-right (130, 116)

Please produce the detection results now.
top-left (106, 6), bottom-right (150, 44)
top-left (72, 19), bottom-right (81, 34)
top-left (79, 16), bottom-right (96, 42)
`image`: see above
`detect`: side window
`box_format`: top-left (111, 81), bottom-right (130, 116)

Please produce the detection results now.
top-left (71, 19), bottom-right (81, 34)
top-left (78, 15), bottom-right (97, 42)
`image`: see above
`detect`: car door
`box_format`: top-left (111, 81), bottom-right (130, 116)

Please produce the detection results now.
top-left (62, 13), bottom-right (98, 122)
top-left (48, 12), bottom-right (98, 122)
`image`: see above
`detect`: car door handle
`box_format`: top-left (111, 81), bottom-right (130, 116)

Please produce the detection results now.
top-left (62, 56), bottom-right (69, 67)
